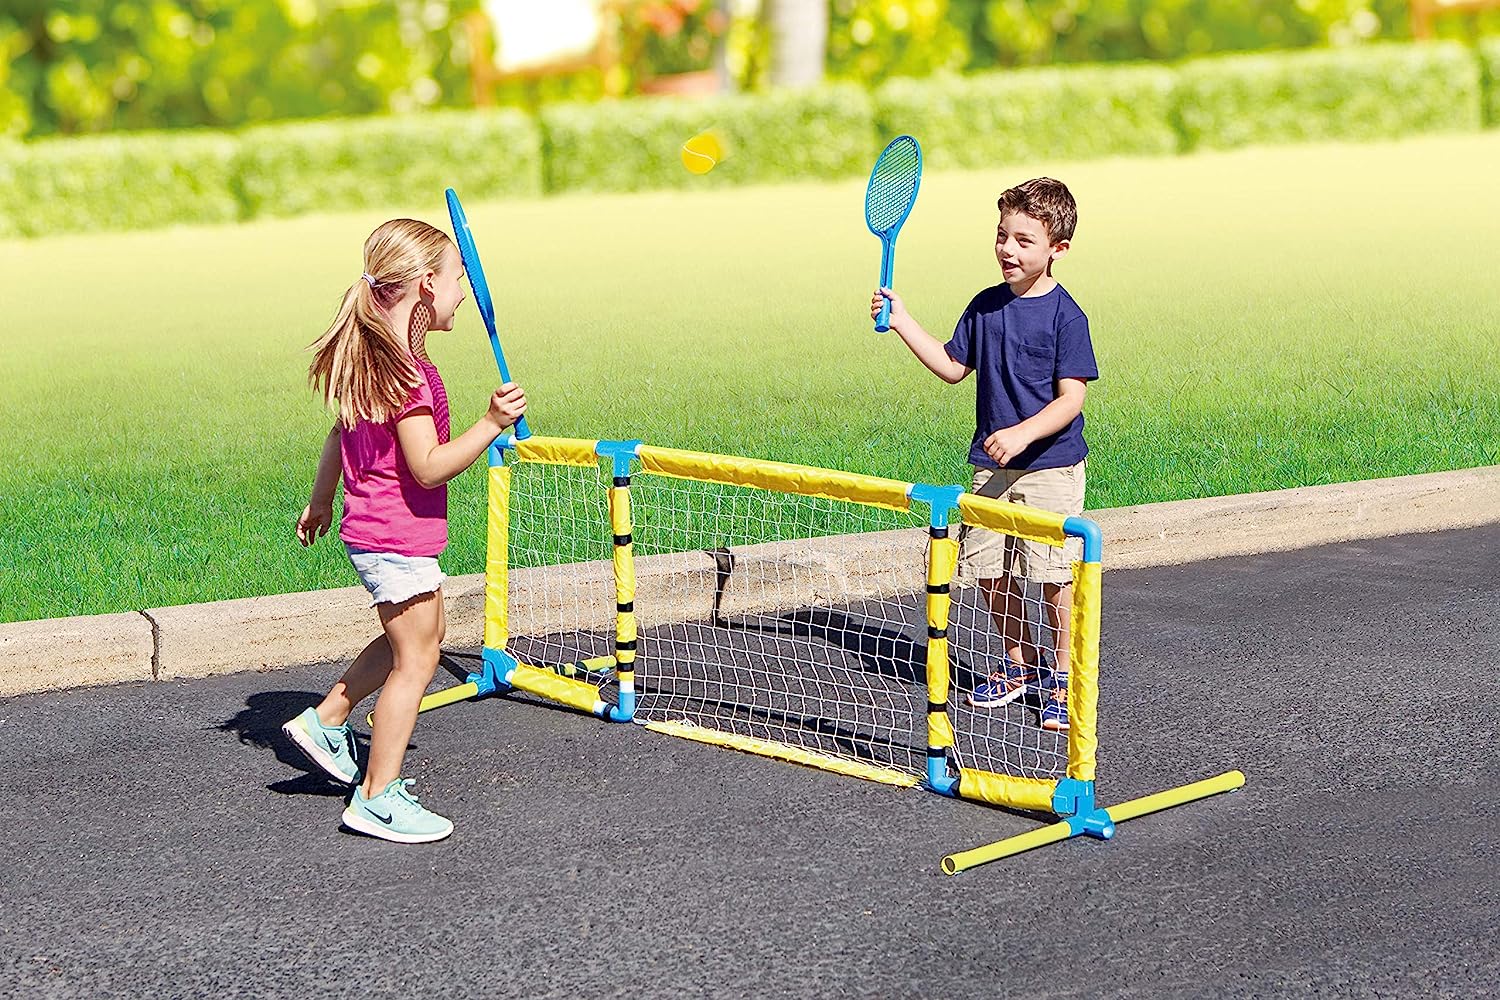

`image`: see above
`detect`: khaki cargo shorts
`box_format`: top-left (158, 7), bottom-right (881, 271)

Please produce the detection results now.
top-left (957, 461), bottom-right (1086, 586)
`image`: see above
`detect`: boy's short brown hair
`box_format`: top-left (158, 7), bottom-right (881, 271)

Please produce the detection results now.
top-left (998, 177), bottom-right (1077, 244)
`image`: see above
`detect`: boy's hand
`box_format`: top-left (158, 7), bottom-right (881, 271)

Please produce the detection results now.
top-left (983, 426), bottom-right (1033, 467)
top-left (487, 382), bottom-right (528, 430)
top-left (871, 288), bottom-right (910, 329)
top-left (296, 503), bottom-right (333, 547)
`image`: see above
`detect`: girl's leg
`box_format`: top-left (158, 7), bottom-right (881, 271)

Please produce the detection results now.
top-left (313, 581), bottom-right (449, 727)
top-left (361, 588), bottom-right (444, 798)
top-left (314, 634), bottom-right (394, 727)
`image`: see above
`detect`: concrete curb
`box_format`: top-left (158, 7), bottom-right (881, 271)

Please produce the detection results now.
top-left (2, 466), bottom-right (1496, 698)
top-left (0, 612), bottom-right (156, 698)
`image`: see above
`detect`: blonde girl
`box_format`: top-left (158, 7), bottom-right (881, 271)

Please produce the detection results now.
top-left (283, 218), bottom-right (526, 843)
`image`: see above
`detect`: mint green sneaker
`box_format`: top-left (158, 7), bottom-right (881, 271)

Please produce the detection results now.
top-left (281, 707), bottom-right (361, 784)
top-left (341, 779), bottom-right (454, 844)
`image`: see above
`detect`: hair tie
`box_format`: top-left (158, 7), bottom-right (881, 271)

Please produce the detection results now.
top-left (360, 273), bottom-right (377, 288)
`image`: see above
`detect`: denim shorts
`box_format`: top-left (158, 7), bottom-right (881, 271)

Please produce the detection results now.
top-left (346, 545), bottom-right (446, 606)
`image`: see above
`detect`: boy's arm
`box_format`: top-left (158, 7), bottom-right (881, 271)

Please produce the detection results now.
top-left (296, 424), bottom-right (341, 546)
top-left (396, 383), bottom-right (527, 489)
top-left (983, 378), bottom-right (1088, 467)
top-left (872, 288), bottom-right (971, 384)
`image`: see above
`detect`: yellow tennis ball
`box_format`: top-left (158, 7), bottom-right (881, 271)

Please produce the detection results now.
top-left (680, 131), bottom-right (723, 175)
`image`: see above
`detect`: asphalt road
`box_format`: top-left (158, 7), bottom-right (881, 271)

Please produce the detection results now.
top-left (3, 526), bottom-right (1496, 999)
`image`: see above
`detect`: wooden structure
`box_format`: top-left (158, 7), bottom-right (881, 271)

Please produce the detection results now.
top-left (1409, 0), bottom-right (1500, 38)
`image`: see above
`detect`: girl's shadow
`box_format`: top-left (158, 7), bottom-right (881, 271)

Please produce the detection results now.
top-left (218, 653), bottom-right (471, 797)
top-left (217, 690), bottom-right (358, 798)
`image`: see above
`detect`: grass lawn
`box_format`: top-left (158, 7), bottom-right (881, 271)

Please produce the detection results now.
top-left (2, 131), bottom-right (1497, 624)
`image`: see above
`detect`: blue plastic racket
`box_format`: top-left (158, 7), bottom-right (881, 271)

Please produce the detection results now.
top-left (446, 187), bottom-right (532, 440)
top-left (865, 135), bottom-right (923, 334)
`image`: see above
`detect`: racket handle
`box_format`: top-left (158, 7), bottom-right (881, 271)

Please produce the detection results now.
top-left (875, 294), bottom-right (892, 334)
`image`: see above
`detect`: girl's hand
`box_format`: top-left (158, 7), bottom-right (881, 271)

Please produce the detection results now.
top-left (296, 503), bottom-right (333, 546)
top-left (871, 287), bottom-right (909, 328)
top-left (487, 382), bottom-right (528, 430)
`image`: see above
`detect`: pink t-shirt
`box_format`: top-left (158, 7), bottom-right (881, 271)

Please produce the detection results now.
top-left (339, 358), bottom-right (451, 557)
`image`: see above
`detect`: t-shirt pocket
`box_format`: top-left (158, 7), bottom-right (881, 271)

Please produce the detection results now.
top-left (1011, 338), bottom-right (1056, 384)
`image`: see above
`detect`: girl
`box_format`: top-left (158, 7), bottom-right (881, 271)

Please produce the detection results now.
top-left (283, 218), bottom-right (526, 843)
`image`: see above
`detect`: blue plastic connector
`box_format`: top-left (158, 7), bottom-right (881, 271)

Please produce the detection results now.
top-left (1071, 808), bottom-right (1116, 840)
top-left (925, 753), bottom-right (959, 796)
top-left (603, 684), bottom-right (636, 723)
top-left (1052, 777), bottom-right (1095, 817)
top-left (477, 646), bottom-right (520, 697)
top-left (909, 483), bottom-right (965, 529)
top-left (487, 433), bottom-right (519, 467)
top-left (596, 439), bottom-right (642, 479)
top-left (1063, 515), bottom-right (1103, 563)
top-left (1051, 776), bottom-right (1113, 838)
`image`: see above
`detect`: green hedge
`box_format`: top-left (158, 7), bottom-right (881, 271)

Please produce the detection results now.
top-left (876, 64), bottom-right (1178, 169)
top-left (1481, 38), bottom-right (1500, 127)
top-left (0, 131), bottom-right (239, 238)
top-left (540, 84), bottom-right (875, 194)
top-left (2, 41), bottom-right (1497, 240)
top-left (1174, 42), bottom-right (1481, 152)
top-left (232, 108), bottom-right (542, 218)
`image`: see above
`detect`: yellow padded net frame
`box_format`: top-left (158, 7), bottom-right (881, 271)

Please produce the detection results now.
top-left (416, 435), bottom-right (1237, 870)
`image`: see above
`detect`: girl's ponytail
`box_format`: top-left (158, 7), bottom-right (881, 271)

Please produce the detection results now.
top-left (307, 219), bottom-right (452, 427)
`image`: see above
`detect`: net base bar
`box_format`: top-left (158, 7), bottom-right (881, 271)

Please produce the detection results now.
top-left (409, 647), bottom-right (627, 721)
top-left (941, 770), bottom-right (1246, 874)
top-left (642, 720), bottom-right (921, 788)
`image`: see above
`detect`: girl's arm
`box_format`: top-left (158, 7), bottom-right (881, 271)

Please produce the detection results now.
top-left (871, 288), bottom-right (971, 384)
top-left (296, 424), bottom-right (341, 546)
top-left (397, 383), bottom-right (527, 489)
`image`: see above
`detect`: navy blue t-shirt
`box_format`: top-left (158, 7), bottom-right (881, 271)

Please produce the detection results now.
top-left (944, 283), bottom-right (1099, 471)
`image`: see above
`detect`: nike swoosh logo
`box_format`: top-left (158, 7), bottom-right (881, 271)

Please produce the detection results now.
top-left (323, 735), bottom-right (341, 754)
top-left (370, 810), bottom-right (393, 824)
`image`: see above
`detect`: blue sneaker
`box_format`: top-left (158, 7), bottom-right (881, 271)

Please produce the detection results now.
top-left (281, 707), bottom-right (361, 784)
top-left (342, 779), bottom-right (454, 844)
top-left (967, 655), bottom-right (1049, 708)
top-left (1039, 672), bottom-right (1070, 732)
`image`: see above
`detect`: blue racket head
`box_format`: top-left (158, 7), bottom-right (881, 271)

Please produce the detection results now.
top-left (446, 188), bottom-right (497, 336)
top-left (865, 135), bottom-right (922, 239)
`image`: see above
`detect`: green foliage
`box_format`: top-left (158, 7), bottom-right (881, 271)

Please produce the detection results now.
top-left (876, 63), bottom-right (1177, 169)
top-left (1173, 41), bottom-right (1481, 151)
top-left (1481, 38), bottom-right (1500, 127)
top-left (231, 109), bottom-right (542, 219)
top-left (827, 0), bottom-right (970, 82)
top-left (0, 0), bottom-right (479, 138)
top-left (0, 129), bottom-right (238, 236)
top-left (539, 83), bottom-right (874, 193)
top-left (947, 0), bottom-right (1411, 69)
top-left (1, 38), bottom-right (1496, 239)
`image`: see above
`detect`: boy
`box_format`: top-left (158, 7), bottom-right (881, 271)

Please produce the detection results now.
top-left (870, 177), bottom-right (1097, 732)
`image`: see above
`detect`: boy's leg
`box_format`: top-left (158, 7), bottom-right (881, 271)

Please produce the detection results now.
top-left (979, 573), bottom-right (1038, 670)
top-left (1043, 581), bottom-right (1072, 676)
top-left (1038, 581), bottom-right (1073, 732)
top-left (1010, 462), bottom-right (1085, 731)
top-left (362, 588), bottom-right (444, 799)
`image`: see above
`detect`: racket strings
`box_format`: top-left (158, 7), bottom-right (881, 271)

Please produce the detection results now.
top-left (865, 140), bottom-right (921, 232)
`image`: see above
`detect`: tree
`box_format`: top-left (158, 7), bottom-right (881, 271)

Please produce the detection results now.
top-left (765, 0), bottom-right (826, 87)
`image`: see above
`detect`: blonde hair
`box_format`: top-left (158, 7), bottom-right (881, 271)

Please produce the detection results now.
top-left (307, 218), bottom-right (453, 427)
